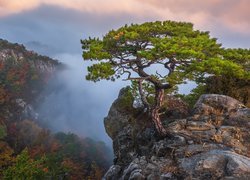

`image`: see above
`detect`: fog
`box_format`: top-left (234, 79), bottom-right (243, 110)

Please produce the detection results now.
top-left (0, 5), bottom-right (141, 145)
top-left (36, 53), bottom-right (129, 144)
top-left (0, 3), bottom-right (249, 146)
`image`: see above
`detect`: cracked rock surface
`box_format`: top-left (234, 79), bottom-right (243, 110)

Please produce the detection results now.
top-left (104, 91), bottom-right (250, 180)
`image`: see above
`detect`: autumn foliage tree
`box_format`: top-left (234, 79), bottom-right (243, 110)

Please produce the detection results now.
top-left (81, 21), bottom-right (248, 136)
top-left (0, 39), bottom-right (112, 179)
top-left (3, 149), bottom-right (48, 180)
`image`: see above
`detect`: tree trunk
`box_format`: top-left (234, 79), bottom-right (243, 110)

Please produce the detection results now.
top-left (151, 88), bottom-right (167, 136)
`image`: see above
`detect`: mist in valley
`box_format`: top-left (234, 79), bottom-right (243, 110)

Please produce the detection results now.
top-left (1, 2), bottom-right (249, 148)
top-left (36, 53), bottom-right (128, 145)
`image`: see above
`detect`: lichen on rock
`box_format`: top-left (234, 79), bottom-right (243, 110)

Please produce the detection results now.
top-left (104, 90), bottom-right (250, 179)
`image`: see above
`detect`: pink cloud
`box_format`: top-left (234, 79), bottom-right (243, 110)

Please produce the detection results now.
top-left (136, 0), bottom-right (250, 34)
top-left (0, 0), bottom-right (40, 16)
top-left (0, 0), bottom-right (249, 35)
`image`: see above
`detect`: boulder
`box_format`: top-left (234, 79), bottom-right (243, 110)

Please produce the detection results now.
top-left (104, 94), bottom-right (250, 179)
top-left (193, 94), bottom-right (246, 117)
top-left (180, 150), bottom-right (250, 179)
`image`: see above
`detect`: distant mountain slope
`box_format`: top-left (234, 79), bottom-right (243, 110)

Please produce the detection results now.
top-left (0, 38), bottom-right (59, 104)
top-left (0, 39), bottom-right (112, 179)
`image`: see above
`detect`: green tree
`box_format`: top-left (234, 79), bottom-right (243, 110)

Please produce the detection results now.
top-left (0, 142), bottom-right (14, 176)
top-left (187, 48), bottom-right (250, 107)
top-left (3, 149), bottom-right (48, 180)
top-left (0, 125), bottom-right (7, 139)
top-left (81, 21), bottom-right (248, 136)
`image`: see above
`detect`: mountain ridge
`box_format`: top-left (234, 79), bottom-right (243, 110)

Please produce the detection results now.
top-left (0, 39), bottom-right (112, 179)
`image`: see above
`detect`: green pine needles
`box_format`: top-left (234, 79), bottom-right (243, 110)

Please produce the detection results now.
top-left (81, 20), bottom-right (249, 136)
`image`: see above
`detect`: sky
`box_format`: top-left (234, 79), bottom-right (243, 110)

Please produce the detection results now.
top-left (0, 0), bottom-right (249, 144)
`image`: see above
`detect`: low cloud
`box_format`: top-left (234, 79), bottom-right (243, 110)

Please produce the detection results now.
top-left (37, 53), bottom-right (129, 144)
top-left (0, 1), bottom-right (249, 145)
top-left (0, 4), bottom-right (159, 56)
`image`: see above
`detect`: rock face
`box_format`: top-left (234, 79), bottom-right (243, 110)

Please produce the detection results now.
top-left (0, 39), bottom-right (60, 118)
top-left (104, 87), bottom-right (134, 139)
top-left (104, 91), bottom-right (250, 179)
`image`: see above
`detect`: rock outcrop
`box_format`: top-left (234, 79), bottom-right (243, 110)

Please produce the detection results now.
top-left (0, 39), bottom-right (62, 115)
top-left (104, 90), bottom-right (250, 179)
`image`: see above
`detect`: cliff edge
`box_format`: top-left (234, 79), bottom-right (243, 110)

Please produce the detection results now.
top-left (104, 88), bottom-right (250, 179)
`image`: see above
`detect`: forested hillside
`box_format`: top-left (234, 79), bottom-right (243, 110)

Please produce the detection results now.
top-left (0, 39), bottom-right (112, 179)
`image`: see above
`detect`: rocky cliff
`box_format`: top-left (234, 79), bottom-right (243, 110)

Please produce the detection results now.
top-left (104, 88), bottom-right (250, 179)
top-left (0, 38), bottom-right (59, 104)
top-left (0, 38), bottom-right (60, 129)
